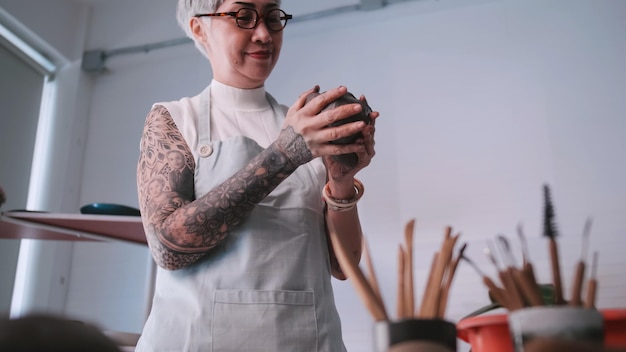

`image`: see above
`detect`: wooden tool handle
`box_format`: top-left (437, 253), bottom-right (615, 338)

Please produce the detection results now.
top-left (513, 268), bottom-right (544, 306)
top-left (418, 252), bottom-right (440, 317)
top-left (424, 233), bottom-right (459, 318)
top-left (500, 269), bottom-right (525, 310)
top-left (584, 279), bottom-right (597, 309)
top-left (484, 277), bottom-right (510, 310)
top-left (328, 222), bottom-right (387, 321)
top-left (363, 239), bottom-right (386, 317)
top-left (570, 261), bottom-right (586, 307)
top-left (404, 220), bottom-right (415, 317)
top-left (437, 246), bottom-right (465, 318)
top-left (397, 245), bottom-right (406, 319)
top-left (549, 239), bottom-right (565, 305)
top-left (524, 263), bottom-right (544, 305)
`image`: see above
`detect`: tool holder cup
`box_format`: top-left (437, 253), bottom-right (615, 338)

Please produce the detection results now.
top-left (374, 319), bottom-right (458, 352)
top-left (507, 306), bottom-right (604, 352)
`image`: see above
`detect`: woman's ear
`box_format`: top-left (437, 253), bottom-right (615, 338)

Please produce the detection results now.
top-left (190, 17), bottom-right (206, 42)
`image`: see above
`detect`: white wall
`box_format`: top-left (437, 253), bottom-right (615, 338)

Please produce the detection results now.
top-left (0, 0), bottom-right (90, 320)
top-left (0, 0), bottom-right (152, 331)
top-left (2, 0), bottom-right (626, 351)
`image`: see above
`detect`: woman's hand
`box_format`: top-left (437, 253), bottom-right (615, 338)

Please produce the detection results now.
top-left (276, 85), bottom-right (373, 167)
top-left (324, 94), bottom-right (378, 182)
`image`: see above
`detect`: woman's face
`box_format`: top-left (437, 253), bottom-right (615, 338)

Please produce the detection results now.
top-left (192, 0), bottom-right (284, 89)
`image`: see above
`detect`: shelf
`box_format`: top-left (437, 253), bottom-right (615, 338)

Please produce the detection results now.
top-left (0, 211), bottom-right (147, 245)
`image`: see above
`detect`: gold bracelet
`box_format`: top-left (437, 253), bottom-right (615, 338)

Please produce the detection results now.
top-left (322, 178), bottom-right (364, 212)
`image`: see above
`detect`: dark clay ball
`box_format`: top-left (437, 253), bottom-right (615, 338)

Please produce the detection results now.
top-left (305, 92), bottom-right (372, 167)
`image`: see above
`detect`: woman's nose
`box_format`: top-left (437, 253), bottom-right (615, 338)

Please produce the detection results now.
top-left (251, 19), bottom-right (272, 43)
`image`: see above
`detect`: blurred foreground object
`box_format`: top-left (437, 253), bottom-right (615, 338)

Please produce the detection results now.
top-left (524, 338), bottom-right (626, 352)
top-left (0, 185), bottom-right (6, 208)
top-left (0, 314), bottom-right (121, 352)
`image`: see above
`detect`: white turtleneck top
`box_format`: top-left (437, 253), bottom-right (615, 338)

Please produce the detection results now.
top-left (209, 79), bottom-right (280, 148)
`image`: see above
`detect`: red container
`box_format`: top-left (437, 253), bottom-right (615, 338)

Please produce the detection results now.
top-left (457, 308), bottom-right (626, 352)
top-left (605, 309), bottom-right (626, 348)
top-left (457, 313), bottom-right (512, 352)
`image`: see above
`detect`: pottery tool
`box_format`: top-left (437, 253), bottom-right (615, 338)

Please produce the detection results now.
top-left (517, 223), bottom-right (542, 304)
top-left (517, 223), bottom-right (531, 266)
top-left (362, 237), bottom-right (386, 317)
top-left (327, 220), bottom-right (388, 321)
top-left (438, 242), bottom-right (468, 318)
top-left (497, 235), bottom-right (543, 307)
top-left (543, 184), bottom-right (565, 305)
top-left (570, 217), bottom-right (592, 307)
top-left (419, 251), bottom-right (440, 318)
top-left (397, 245), bottom-right (407, 319)
top-left (419, 228), bottom-right (459, 318)
top-left (462, 254), bottom-right (510, 310)
top-left (329, 219), bottom-right (467, 323)
top-left (487, 240), bottom-right (524, 310)
top-left (484, 241), bottom-right (503, 273)
top-left (584, 251), bottom-right (599, 309)
top-left (404, 219), bottom-right (416, 317)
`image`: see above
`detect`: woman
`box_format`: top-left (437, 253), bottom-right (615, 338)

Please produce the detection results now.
top-left (135, 0), bottom-right (378, 350)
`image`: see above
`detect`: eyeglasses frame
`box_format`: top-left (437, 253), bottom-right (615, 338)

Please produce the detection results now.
top-left (194, 8), bottom-right (293, 32)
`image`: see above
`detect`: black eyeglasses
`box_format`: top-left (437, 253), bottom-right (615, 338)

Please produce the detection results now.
top-left (195, 8), bottom-right (293, 32)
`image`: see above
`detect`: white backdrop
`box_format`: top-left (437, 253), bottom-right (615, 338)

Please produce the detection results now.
top-left (1, 0), bottom-right (625, 351)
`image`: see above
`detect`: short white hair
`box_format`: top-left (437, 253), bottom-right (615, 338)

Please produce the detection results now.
top-left (176, 0), bottom-right (283, 57)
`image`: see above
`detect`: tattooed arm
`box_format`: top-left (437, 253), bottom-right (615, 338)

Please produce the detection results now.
top-left (137, 106), bottom-right (307, 270)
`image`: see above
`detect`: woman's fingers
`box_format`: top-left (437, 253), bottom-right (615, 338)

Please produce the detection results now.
top-left (363, 126), bottom-right (376, 156)
top-left (293, 85), bottom-right (320, 110)
top-left (322, 102), bottom-right (363, 126)
top-left (302, 86), bottom-right (349, 115)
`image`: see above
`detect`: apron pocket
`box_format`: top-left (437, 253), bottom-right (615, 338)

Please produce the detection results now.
top-left (212, 289), bottom-right (318, 352)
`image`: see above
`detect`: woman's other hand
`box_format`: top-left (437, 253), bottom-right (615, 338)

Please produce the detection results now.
top-left (324, 93), bottom-right (378, 182)
top-left (277, 86), bottom-right (373, 168)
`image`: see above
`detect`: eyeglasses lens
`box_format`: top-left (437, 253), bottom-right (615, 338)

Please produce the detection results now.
top-left (235, 8), bottom-right (288, 31)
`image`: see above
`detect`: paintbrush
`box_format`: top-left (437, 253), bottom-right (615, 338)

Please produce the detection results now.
top-left (543, 184), bottom-right (565, 305)
top-left (570, 217), bottom-right (592, 307)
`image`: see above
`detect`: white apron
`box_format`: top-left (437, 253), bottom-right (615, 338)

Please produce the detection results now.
top-left (136, 85), bottom-right (346, 352)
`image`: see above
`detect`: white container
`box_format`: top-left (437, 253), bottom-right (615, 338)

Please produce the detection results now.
top-left (508, 306), bottom-right (604, 352)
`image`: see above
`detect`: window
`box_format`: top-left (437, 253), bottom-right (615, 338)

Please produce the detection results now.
top-left (0, 14), bottom-right (58, 318)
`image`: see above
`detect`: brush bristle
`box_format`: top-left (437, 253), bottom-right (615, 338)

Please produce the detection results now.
top-left (543, 184), bottom-right (559, 238)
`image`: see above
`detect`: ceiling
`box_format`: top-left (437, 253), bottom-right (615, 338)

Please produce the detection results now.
top-left (70, 0), bottom-right (368, 17)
